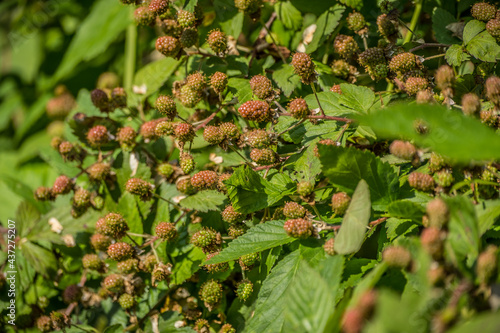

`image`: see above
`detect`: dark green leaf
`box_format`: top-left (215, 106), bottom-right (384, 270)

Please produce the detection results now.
top-left (272, 64), bottom-right (301, 97)
top-left (466, 30), bottom-right (500, 62)
top-left (432, 8), bottom-right (461, 44)
top-left (224, 78), bottom-right (253, 106)
top-left (103, 325), bottom-right (123, 333)
top-left (179, 190), bottom-right (227, 212)
top-left (306, 5), bottom-right (345, 53)
top-left (445, 44), bottom-right (470, 67)
top-left (334, 180), bottom-right (371, 254)
top-left (476, 200), bottom-right (500, 235)
top-left (133, 57), bottom-right (181, 101)
top-left (275, 1), bottom-right (303, 30)
top-left (387, 200), bottom-right (425, 223)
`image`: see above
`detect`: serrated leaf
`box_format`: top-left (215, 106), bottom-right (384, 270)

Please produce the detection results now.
top-left (318, 146), bottom-right (401, 210)
top-left (133, 57), bottom-right (181, 100)
top-left (338, 83), bottom-right (376, 114)
top-left (182, 0), bottom-right (198, 12)
top-left (214, 0), bottom-right (243, 38)
top-left (463, 20), bottom-right (486, 45)
top-left (306, 5), bottom-right (345, 53)
top-left (275, 1), bottom-right (302, 30)
top-left (170, 246), bottom-right (205, 285)
top-left (334, 180), bottom-right (371, 254)
top-left (466, 30), bottom-right (500, 62)
top-left (226, 166), bottom-right (295, 214)
top-left (224, 77), bottom-right (253, 105)
top-left (52, 0), bottom-right (131, 83)
top-left (476, 200), bottom-right (500, 235)
top-left (272, 64), bottom-right (301, 97)
top-left (179, 190), bottom-right (227, 212)
top-left (19, 241), bottom-right (58, 278)
top-left (204, 220), bottom-right (294, 265)
top-left (445, 44), bottom-right (469, 67)
top-left (387, 200), bottom-right (425, 223)
top-left (357, 103), bottom-right (500, 162)
top-left (432, 8), bottom-right (461, 44)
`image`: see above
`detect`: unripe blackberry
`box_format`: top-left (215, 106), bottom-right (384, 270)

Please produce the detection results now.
top-left (155, 120), bottom-right (175, 136)
top-left (160, 19), bottom-right (182, 37)
top-left (140, 120), bottom-right (159, 141)
top-left (73, 188), bottom-right (90, 208)
top-left (485, 76), bottom-right (500, 107)
top-left (148, 0), bottom-right (169, 16)
top-left (471, 2), bottom-right (497, 21)
top-left (176, 177), bottom-right (197, 194)
top-left (36, 315), bottom-right (53, 332)
top-left (228, 223), bottom-right (248, 239)
top-left (179, 84), bottom-right (202, 107)
top-left (204, 251), bottom-right (229, 273)
top-left (331, 192), bottom-right (351, 215)
top-left (50, 311), bottom-right (71, 330)
top-left (195, 319), bottom-right (210, 333)
top-left (118, 293), bottom-right (136, 310)
top-left (199, 280), bottom-right (224, 305)
top-left (103, 274), bottom-right (125, 293)
top-left (220, 323), bottom-right (236, 333)
top-left (416, 90), bottom-right (435, 104)
top-left (434, 170), bottom-right (454, 187)
top-left (342, 308), bottom-right (364, 333)
top-left (63, 284), bottom-right (82, 304)
top-left (203, 125), bottom-right (224, 145)
top-left (476, 245), bottom-right (498, 284)
top-left (87, 162), bottom-right (111, 182)
top-left (365, 63), bottom-right (388, 81)
top-left (110, 88), bottom-right (127, 109)
top-left (217, 173), bottom-right (232, 193)
top-left (358, 47), bottom-right (385, 67)
top-left (245, 129), bottom-right (270, 148)
top-left (238, 100), bottom-right (271, 122)
top-left (234, 0), bottom-right (262, 14)
top-left (211, 72), bottom-right (228, 94)
top-left (180, 28), bottom-right (198, 48)
top-left (156, 95), bottom-right (177, 119)
top-left (296, 181), bottom-right (314, 196)
top-left (324, 238), bottom-right (335, 256)
top-left (140, 254), bottom-right (158, 273)
top-left (426, 198), bottom-right (449, 229)
top-left (207, 29), bottom-right (228, 54)
top-left (331, 59), bottom-right (351, 79)
top-left (236, 280), bottom-right (253, 301)
top-left (480, 109), bottom-right (497, 126)
top-left (46, 93), bottom-right (75, 119)
top-left (174, 123), bottom-right (196, 143)
top-left (177, 10), bottom-right (196, 28)
top-left (250, 148), bottom-right (276, 165)
top-left (34, 186), bottom-right (54, 201)
top-left (180, 152), bottom-right (196, 174)
top-left (156, 36), bottom-right (181, 57)
top-left (461, 93), bottom-right (481, 116)
top-left (486, 18), bottom-right (500, 38)
top-left (91, 233), bottom-right (112, 251)
top-left (389, 52), bottom-right (417, 74)
top-left (51, 136), bottom-right (63, 150)
top-left (377, 14), bottom-right (397, 40)
top-left (191, 227), bottom-right (222, 252)
top-left (284, 218), bottom-right (313, 238)
top-left (134, 6), bottom-right (155, 25)
top-left (222, 205), bottom-right (245, 224)
top-left (347, 12), bottom-right (366, 32)
top-left (91, 89), bottom-right (110, 112)
top-left (107, 242), bottom-right (135, 261)
top-left (156, 222), bottom-right (178, 241)
top-left (117, 126), bottom-right (137, 151)
top-left (101, 212), bottom-right (129, 239)
top-left (288, 98), bottom-right (310, 119)
top-left (126, 178), bottom-right (154, 201)
top-left (283, 201), bottom-right (307, 219)
top-left (191, 170), bottom-right (219, 189)
top-left (219, 122), bottom-right (240, 139)
top-left (82, 253), bottom-right (103, 271)
top-left (389, 140), bottom-right (417, 160)
top-left (429, 152), bottom-right (446, 173)
top-left (250, 75), bottom-right (274, 99)
top-left (291, 52), bottom-right (316, 84)
top-left (383, 246), bottom-right (411, 268)
top-left (186, 72), bottom-right (206, 92)
top-left (87, 125), bottom-right (109, 148)
top-left (330, 84), bottom-right (342, 94)
top-left (435, 65), bottom-right (455, 91)
top-left (333, 34), bottom-right (359, 59)
top-left (52, 175), bottom-right (73, 195)
top-left (421, 227), bottom-right (444, 259)
top-left (239, 252), bottom-right (259, 270)
top-left (408, 172), bottom-right (435, 192)
top-left (117, 258), bottom-right (139, 274)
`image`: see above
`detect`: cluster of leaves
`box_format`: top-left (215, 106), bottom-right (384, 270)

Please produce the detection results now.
top-left (2, 0), bottom-right (500, 332)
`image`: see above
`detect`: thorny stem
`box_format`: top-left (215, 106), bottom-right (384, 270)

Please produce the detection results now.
top-left (362, 36), bottom-right (368, 50)
top-left (141, 236), bottom-right (159, 249)
top-left (310, 82), bottom-right (326, 116)
top-left (274, 100), bottom-right (287, 113)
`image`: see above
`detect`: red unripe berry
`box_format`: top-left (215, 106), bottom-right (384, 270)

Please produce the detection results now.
top-left (426, 198), bottom-right (450, 229)
top-left (191, 170), bottom-right (219, 189)
top-left (211, 72), bottom-right (228, 94)
top-left (140, 120), bottom-right (159, 141)
top-left (291, 52), bottom-right (316, 84)
top-left (87, 125), bottom-right (109, 148)
top-left (461, 93), bottom-right (481, 116)
top-left (107, 242), bottom-right (135, 261)
top-left (382, 246), bottom-right (412, 268)
top-left (288, 98), bottom-right (310, 119)
top-left (103, 274), bottom-right (124, 293)
top-left (207, 29), bottom-right (227, 54)
top-left (250, 148), bottom-right (276, 165)
top-left (117, 126), bottom-right (137, 150)
top-left (219, 122), bottom-right (240, 139)
top-left (250, 75), bottom-right (274, 100)
top-left (283, 201), bottom-right (307, 219)
top-left (421, 227), bottom-right (444, 259)
top-left (389, 140), bottom-right (416, 160)
top-left (90, 233), bottom-right (112, 251)
top-left (330, 85), bottom-right (342, 94)
top-left (408, 172), bottom-right (435, 192)
top-left (174, 122), bottom-right (195, 142)
top-left (485, 76), bottom-right (500, 107)
top-left (324, 238), bottom-right (335, 255)
top-left (134, 6), bottom-right (155, 26)
top-left (155, 36), bottom-right (181, 57)
top-left (284, 218), bottom-right (313, 238)
top-left (203, 125), bottom-right (224, 145)
top-left (52, 175), bottom-right (73, 195)
top-left (155, 222), bottom-right (178, 241)
top-left (238, 100), bottom-right (271, 122)
top-left (222, 205), bottom-right (245, 224)
top-left (148, 0), bottom-right (169, 15)
top-left (334, 34), bottom-right (359, 59)
top-left (176, 177), bottom-right (197, 194)
top-left (331, 192), bottom-right (351, 215)
top-left (87, 162), bottom-right (111, 182)
top-left (471, 2), bottom-right (497, 21)
top-left (34, 186), bottom-right (55, 201)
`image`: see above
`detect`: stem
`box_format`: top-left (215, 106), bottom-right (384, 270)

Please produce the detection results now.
top-left (194, 112), bottom-right (217, 131)
top-left (124, 18), bottom-right (137, 91)
top-left (423, 53), bottom-right (446, 61)
top-left (362, 36), bottom-right (368, 50)
top-left (278, 119), bottom-right (305, 136)
top-left (126, 233), bottom-right (141, 247)
top-left (280, 112), bottom-right (352, 123)
top-left (154, 193), bottom-right (185, 211)
top-left (127, 232), bottom-right (152, 238)
top-left (403, 0), bottom-right (423, 44)
top-left (310, 83), bottom-right (325, 116)
top-left (409, 43), bottom-right (450, 53)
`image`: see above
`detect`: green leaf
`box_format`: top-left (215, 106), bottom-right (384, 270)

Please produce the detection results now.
top-left (334, 180), bottom-right (371, 254)
top-left (338, 83), bottom-right (376, 114)
top-left (476, 200), bottom-right (500, 235)
top-left (466, 30), bottom-right (500, 62)
top-left (214, 0), bottom-right (244, 38)
top-left (179, 190), bottom-right (227, 212)
top-left (244, 250), bottom-right (301, 333)
top-left (463, 20), bottom-right (486, 45)
top-left (52, 0), bottom-right (131, 83)
top-left (103, 325), bottom-right (123, 333)
top-left (306, 5), bottom-right (345, 53)
top-left (447, 311), bottom-right (500, 333)
top-left (224, 78), bottom-right (253, 106)
top-left (432, 8), bottom-right (461, 44)
top-left (387, 200), bottom-right (425, 223)
top-left (170, 246), bottom-right (205, 285)
top-left (338, 0), bottom-right (362, 10)
top-left (1, 175), bottom-right (49, 215)
top-left (182, 0), bottom-right (199, 12)
top-left (226, 166), bottom-right (295, 214)
top-left (133, 57), bottom-right (181, 101)
top-left (204, 220), bottom-right (294, 265)
top-left (284, 260), bottom-right (336, 333)
top-left (275, 1), bottom-right (303, 30)
top-left (357, 103), bottom-right (500, 162)
top-left (272, 64), bottom-right (301, 97)
top-left (445, 44), bottom-right (470, 67)
top-left (19, 241), bottom-right (58, 278)
top-left (318, 146), bottom-right (401, 210)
